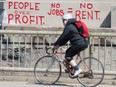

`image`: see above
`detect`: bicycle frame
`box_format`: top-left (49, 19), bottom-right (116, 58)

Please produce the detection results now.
top-left (76, 54), bottom-right (91, 74)
top-left (45, 45), bottom-right (94, 76)
top-left (53, 51), bottom-right (91, 75)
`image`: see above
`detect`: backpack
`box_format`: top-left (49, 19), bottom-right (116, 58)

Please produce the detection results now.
top-left (74, 20), bottom-right (89, 38)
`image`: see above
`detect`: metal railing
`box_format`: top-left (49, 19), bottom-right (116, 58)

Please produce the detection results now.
top-left (0, 30), bottom-right (116, 75)
top-left (89, 32), bottom-right (116, 75)
top-left (0, 30), bottom-right (62, 71)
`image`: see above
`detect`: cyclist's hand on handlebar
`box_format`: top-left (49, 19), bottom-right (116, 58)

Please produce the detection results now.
top-left (52, 45), bottom-right (59, 53)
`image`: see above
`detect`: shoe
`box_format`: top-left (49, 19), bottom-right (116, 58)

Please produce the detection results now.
top-left (70, 68), bottom-right (82, 78)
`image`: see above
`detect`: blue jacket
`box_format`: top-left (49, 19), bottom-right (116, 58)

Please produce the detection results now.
top-left (54, 18), bottom-right (87, 46)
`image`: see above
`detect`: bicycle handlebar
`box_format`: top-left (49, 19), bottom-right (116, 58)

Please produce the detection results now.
top-left (45, 45), bottom-right (66, 55)
top-left (44, 39), bottom-right (62, 55)
top-left (45, 45), bottom-right (60, 55)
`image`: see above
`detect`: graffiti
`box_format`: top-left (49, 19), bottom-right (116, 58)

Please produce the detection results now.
top-left (67, 8), bottom-right (73, 13)
top-left (75, 3), bottom-right (100, 20)
top-left (47, 3), bottom-right (101, 20)
top-left (8, 2), bottom-right (40, 10)
top-left (47, 3), bottom-right (64, 16)
top-left (7, 1), bottom-right (45, 25)
top-left (8, 14), bottom-right (44, 25)
top-left (80, 3), bottom-right (93, 9)
top-left (3, 1), bottom-right (111, 27)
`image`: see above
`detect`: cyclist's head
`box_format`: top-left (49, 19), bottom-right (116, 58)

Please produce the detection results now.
top-left (62, 13), bottom-right (74, 26)
top-left (62, 13), bottom-right (73, 20)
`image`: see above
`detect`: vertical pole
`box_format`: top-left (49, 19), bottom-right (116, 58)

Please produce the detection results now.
top-left (111, 6), bottom-right (116, 28)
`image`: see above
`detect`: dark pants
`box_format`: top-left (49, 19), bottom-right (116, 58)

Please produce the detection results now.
top-left (65, 40), bottom-right (88, 62)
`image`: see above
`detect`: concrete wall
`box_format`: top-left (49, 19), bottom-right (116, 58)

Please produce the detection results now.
top-left (0, 0), bottom-right (116, 28)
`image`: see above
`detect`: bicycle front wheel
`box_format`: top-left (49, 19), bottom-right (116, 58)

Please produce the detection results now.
top-left (34, 55), bottom-right (61, 85)
top-left (77, 57), bottom-right (104, 87)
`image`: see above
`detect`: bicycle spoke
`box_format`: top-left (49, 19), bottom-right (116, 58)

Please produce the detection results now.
top-left (77, 57), bottom-right (104, 87)
top-left (34, 55), bottom-right (61, 85)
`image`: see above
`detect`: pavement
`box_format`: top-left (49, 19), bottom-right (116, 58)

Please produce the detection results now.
top-left (0, 74), bottom-right (116, 87)
top-left (0, 81), bottom-right (116, 87)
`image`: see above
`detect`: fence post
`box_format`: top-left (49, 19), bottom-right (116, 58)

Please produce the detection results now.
top-left (111, 6), bottom-right (116, 28)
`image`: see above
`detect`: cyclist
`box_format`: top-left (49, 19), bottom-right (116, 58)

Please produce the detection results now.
top-left (53, 13), bottom-right (89, 78)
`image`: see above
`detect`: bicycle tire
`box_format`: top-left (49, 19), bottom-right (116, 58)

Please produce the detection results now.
top-left (34, 55), bottom-right (61, 85)
top-left (77, 57), bottom-right (104, 87)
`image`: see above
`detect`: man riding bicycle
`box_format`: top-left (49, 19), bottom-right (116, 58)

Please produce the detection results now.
top-left (53, 13), bottom-right (89, 78)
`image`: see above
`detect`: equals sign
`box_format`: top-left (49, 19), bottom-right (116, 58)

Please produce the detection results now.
top-left (68, 8), bottom-right (73, 13)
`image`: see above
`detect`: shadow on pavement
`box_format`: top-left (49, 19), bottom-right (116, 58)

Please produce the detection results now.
top-left (35, 82), bottom-right (74, 87)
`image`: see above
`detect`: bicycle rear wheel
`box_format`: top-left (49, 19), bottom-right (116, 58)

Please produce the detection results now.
top-left (34, 55), bottom-right (61, 85)
top-left (77, 57), bottom-right (104, 87)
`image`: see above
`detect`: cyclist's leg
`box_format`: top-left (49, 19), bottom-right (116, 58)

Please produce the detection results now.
top-left (65, 45), bottom-right (87, 77)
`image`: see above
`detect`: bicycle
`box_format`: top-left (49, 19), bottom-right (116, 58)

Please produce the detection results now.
top-left (34, 44), bottom-right (104, 87)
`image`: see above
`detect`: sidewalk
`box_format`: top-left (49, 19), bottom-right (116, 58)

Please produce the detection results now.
top-left (0, 75), bottom-right (116, 85)
top-left (0, 81), bottom-right (116, 87)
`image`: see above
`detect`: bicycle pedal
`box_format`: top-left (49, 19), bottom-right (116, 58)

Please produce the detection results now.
top-left (82, 73), bottom-right (93, 78)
